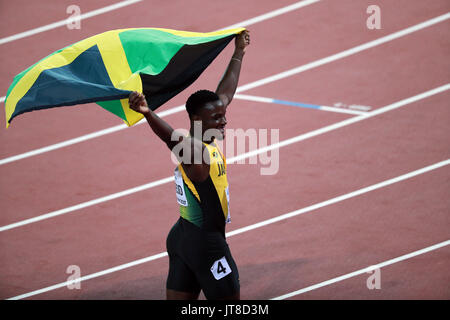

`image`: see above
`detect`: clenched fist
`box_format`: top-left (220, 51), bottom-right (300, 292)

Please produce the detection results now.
top-left (129, 91), bottom-right (150, 115)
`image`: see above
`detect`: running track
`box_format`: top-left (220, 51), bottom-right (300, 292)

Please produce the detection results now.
top-left (0, 0), bottom-right (449, 300)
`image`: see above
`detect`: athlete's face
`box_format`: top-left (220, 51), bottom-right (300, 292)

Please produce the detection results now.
top-left (195, 100), bottom-right (227, 141)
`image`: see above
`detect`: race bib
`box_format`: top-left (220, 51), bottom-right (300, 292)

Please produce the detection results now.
top-left (210, 256), bottom-right (232, 280)
top-left (174, 168), bottom-right (188, 207)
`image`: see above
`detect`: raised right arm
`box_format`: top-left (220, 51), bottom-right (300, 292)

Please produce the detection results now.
top-left (129, 91), bottom-right (178, 150)
top-left (128, 92), bottom-right (209, 181)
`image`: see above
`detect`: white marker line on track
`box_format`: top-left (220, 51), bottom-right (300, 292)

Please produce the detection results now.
top-left (271, 240), bottom-right (450, 300)
top-left (1, 84), bottom-right (448, 232)
top-left (236, 12), bottom-right (450, 92)
top-left (0, 0), bottom-right (144, 45)
top-left (319, 106), bottom-right (366, 115)
top-left (0, 0), bottom-right (319, 46)
top-left (230, 84), bottom-right (450, 164)
top-left (7, 251), bottom-right (170, 301)
top-left (7, 159), bottom-right (449, 300)
top-left (1, 12), bottom-right (448, 165)
top-left (0, 106), bottom-right (185, 166)
top-left (0, 0), bottom-right (321, 166)
top-left (227, 159), bottom-right (450, 237)
top-left (0, 177), bottom-right (174, 232)
top-left (222, 0), bottom-right (321, 30)
top-left (234, 93), bottom-right (367, 115)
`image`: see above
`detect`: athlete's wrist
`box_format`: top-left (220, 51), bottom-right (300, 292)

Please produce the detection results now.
top-left (232, 48), bottom-right (245, 61)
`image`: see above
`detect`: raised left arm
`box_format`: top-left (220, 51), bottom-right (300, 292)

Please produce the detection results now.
top-left (216, 30), bottom-right (250, 107)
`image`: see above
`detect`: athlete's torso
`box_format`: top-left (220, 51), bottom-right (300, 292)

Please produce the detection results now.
top-left (174, 141), bottom-right (230, 236)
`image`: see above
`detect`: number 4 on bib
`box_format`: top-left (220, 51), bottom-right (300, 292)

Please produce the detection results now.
top-left (210, 256), bottom-right (232, 280)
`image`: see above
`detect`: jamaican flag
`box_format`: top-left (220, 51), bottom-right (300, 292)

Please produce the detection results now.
top-left (4, 27), bottom-right (245, 128)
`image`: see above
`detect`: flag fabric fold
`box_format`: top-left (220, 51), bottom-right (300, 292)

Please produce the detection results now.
top-left (4, 27), bottom-right (245, 128)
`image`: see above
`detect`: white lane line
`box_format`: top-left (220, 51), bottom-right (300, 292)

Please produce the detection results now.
top-left (7, 251), bottom-right (170, 301)
top-left (0, 0), bottom-right (321, 165)
top-left (222, 0), bottom-right (321, 30)
top-left (1, 83), bottom-right (448, 232)
top-left (0, 0), bottom-right (319, 46)
top-left (231, 84), bottom-right (450, 163)
top-left (0, 177), bottom-right (174, 232)
top-left (234, 93), bottom-right (367, 115)
top-left (227, 159), bottom-right (450, 237)
top-left (0, 106), bottom-right (186, 166)
top-left (2, 13), bottom-right (448, 165)
top-left (0, 0), bottom-right (144, 45)
top-left (236, 12), bottom-right (450, 92)
top-left (320, 106), bottom-right (366, 115)
top-left (7, 159), bottom-right (449, 300)
top-left (272, 240), bottom-right (450, 300)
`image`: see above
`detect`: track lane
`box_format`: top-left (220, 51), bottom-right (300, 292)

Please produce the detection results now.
top-left (11, 156), bottom-right (450, 299)
top-left (1, 91), bottom-right (448, 298)
top-left (245, 168), bottom-right (449, 300)
top-left (0, 100), bottom-right (349, 225)
top-left (1, 0), bottom-right (448, 302)
top-left (244, 19), bottom-right (450, 111)
top-left (280, 244), bottom-right (450, 300)
top-left (1, 19), bottom-right (448, 225)
top-left (0, 0), bottom-right (119, 38)
top-left (1, 0), bottom-right (448, 158)
top-left (0, 0), bottom-right (299, 157)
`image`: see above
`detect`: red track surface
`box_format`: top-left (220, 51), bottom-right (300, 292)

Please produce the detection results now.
top-left (0, 0), bottom-right (449, 300)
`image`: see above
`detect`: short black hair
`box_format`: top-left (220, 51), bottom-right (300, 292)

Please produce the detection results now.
top-left (185, 90), bottom-right (220, 118)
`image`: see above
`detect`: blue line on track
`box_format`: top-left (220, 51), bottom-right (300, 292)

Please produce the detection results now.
top-left (271, 99), bottom-right (321, 109)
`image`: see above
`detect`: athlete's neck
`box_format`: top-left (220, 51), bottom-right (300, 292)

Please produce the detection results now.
top-left (189, 128), bottom-right (214, 144)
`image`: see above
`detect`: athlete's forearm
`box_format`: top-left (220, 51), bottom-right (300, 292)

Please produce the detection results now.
top-left (216, 48), bottom-right (245, 107)
top-left (142, 110), bottom-right (205, 159)
top-left (129, 91), bottom-right (178, 149)
top-left (142, 110), bottom-right (177, 149)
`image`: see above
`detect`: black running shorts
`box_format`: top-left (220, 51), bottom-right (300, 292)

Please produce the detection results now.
top-left (166, 217), bottom-right (240, 299)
